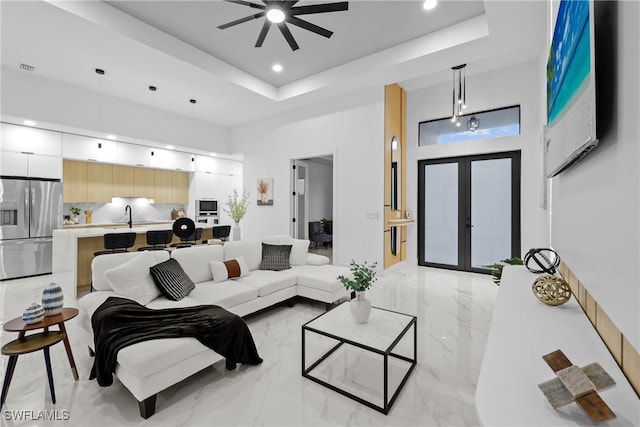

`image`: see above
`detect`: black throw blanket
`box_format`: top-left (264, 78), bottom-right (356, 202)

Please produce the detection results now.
top-left (89, 297), bottom-right (263, 386)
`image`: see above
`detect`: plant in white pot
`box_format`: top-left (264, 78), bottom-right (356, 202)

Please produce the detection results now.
top-left (223, 190), bottom-right (249, 241)
top-left (338, 260), bottom-right (377, 323)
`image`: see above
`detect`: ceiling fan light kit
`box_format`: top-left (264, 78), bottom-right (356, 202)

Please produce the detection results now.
top-left (219, 0), bottom-right (349, 51)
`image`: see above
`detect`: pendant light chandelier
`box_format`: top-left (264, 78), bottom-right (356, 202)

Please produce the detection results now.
top-left (450, 64), bottom-right (467, 127)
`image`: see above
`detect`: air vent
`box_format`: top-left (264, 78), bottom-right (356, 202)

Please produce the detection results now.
top-left (19, 63), bottom-right (35, 72)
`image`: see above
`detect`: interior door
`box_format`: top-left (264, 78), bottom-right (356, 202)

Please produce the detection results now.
top-left (418, 151), bottom-right (521, 272)
top-left (291, 160), bottom-right (309, 239)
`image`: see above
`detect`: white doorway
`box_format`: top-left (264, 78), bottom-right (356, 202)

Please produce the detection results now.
top-left (290, 154), bottom-right (334, 262)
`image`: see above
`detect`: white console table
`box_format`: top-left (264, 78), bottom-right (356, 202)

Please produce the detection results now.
top-left (476, 266), bottom-right (639, 426)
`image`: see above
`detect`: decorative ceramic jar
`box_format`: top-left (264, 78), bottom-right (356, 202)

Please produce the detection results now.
top-left (22, 303), bottom-right (45, 324)
top-left (42, 282), bottom-right (64, 316)
top-left (349, 291), bottom-right (372, 324)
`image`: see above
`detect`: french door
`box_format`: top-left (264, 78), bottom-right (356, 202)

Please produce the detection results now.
top-left (418, 151), bottom-right (521, 273)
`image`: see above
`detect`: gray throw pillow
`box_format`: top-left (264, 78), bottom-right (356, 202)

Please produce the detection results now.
top-left (260, 243), bottom-right (292, 271)
top-left (149, 258), bottom-right (195, 301)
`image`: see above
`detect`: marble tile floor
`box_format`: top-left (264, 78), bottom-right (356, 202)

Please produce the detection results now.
top-left (0, 263), bottom-right (498, 426)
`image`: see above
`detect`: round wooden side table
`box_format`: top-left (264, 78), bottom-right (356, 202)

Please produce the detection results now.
top-left (1, 307), bottom-right (79, 408)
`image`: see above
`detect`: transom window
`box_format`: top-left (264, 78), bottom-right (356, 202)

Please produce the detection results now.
top-left (419, 105), bottom-right (521, 146)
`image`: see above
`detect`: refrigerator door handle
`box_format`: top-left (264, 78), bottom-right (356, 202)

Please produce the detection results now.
top-left (24, 187), bottom-right (30, 229)
top-left (31, 187), bottom-right (36, 230)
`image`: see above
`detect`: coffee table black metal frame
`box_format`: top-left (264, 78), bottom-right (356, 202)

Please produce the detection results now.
top-left (302, 304), bottom-right (417, 415)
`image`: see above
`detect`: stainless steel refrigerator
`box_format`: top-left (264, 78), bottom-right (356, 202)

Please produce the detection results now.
top-left (0, 178), bottom-right (63, 280)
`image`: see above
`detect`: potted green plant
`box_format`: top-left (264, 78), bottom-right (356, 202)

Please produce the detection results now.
top-left (70, 206), bottom-right (81, 224)
top-left (485, 257), bottom-right (523, 285)
top-left (223, 190), bottom-right (249, 240)
top-left (338, 260), bottom-right (377, 323)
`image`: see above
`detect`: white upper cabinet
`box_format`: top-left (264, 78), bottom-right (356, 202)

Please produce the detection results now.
top-left (1, 123), bottom-right (62, 156)
top-left (62, 134), bottom-right (118, 163)
top-left (28, 154), bottom-right (62, 179)
top-left (194, 155), bottom-right (242, 175)
top-left (117, 142), bottom-right (153, 167)
top-left (194, 154), bottom-right (215, 173)
top-left (1, 123), bottom-right (62, 179)
top-left (150, 148), bottom-right (192, 171)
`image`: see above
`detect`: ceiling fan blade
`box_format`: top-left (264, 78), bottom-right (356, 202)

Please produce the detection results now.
top-left (277, 23), bottom-right (299, 51)
top-left (224, 0), bottom-right (266, 10)
top-left (290, 2), bottom-right (348, 16)
top-left (218, 12), bottom-right (265, 29)
top-left (255, 20), bottom-right (272, 47)
top-left (287, 16), bottom-right (333, 38)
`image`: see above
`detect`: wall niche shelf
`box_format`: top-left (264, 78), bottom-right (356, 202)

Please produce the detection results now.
top-left (387, 218), bottom-right (415, 227)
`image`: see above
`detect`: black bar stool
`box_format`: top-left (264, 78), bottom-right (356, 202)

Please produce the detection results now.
top-left (137, 230), bottom-right (174, 251)
top-left (212, 225), bottom-right (231, 242)
top-left (94, 232), bottom-right (137, 257)
top-left (170, 227), bottom-right (203, 248)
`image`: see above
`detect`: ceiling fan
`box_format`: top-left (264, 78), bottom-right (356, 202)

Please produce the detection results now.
top-left (218, 0), bottom-right (349, 51)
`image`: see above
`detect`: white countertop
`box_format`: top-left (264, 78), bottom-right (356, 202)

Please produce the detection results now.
top-left (476, 266), bottom-right (639, 426)
top-left (55, 222), bottom-right (214, 238)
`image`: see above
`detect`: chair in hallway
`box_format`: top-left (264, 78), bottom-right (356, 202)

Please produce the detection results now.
top-left (309, 221), bottom-right (332, 249)
top-left (137, 230), bottom-right (173, 251)
top-left (93, 232), bottom-right (137, 257)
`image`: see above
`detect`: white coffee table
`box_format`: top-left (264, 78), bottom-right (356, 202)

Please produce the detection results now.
top-left (302, 302), bottom-right (417, 414)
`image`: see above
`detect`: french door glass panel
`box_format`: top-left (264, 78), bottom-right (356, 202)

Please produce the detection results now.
top-left (297, 164), bottom-right (307, 239)
top-left (424, 163), bottom-right (458, 265)
top-left (470, 158), bottom-right (512, 268)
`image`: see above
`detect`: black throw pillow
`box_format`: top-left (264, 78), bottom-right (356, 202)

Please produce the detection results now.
top-left (259, 243), bottom-right (292, 271)
top-left (149, 258), bottom-right (195, 301)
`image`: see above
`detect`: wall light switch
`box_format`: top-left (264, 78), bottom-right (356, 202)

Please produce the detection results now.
top-left (366, 212), bottom-right (379, 219)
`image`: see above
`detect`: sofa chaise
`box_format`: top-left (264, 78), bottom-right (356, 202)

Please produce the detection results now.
top-left (78, 235), bottom-right (350, 418)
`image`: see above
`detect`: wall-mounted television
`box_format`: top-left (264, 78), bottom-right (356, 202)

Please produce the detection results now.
top-left (545, 0), bottom-right (598, 178)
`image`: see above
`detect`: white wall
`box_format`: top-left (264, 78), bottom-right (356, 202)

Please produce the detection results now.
top-left (307, 160), bottom-right (333, 222)
top-left (405, 59), bottom-right (550, 262)
top-left (551, 1), bottom-right (640, 351)
top-left (1, 67), bottom-right (231, 154)
top-left (232, 90), bottom-right (384, 267)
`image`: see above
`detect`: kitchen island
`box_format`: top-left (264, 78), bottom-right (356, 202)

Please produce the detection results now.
top-left (53, 222), bottom-right (217, 297)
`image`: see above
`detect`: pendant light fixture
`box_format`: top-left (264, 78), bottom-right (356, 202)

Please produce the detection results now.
top-left (450, 64), bottom-right (467, 127)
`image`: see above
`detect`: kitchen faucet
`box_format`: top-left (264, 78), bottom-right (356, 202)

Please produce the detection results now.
top-left (125, 204), bottom-right (132, 228)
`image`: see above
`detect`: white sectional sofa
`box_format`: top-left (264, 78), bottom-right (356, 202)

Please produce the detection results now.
top-left (78, 235), bottom-right (350, 418)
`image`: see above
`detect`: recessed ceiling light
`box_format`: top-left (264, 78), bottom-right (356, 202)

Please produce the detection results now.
top-left (106, 134), bottom-right (117, 140)
top-left (166, 145), bottom-right (174, 150)
top-left (210, 153), bottom-right (217, 157)
top-left (423, 0), bottom-right (437, 10)
top-left (272, 63), bottom-right (283, 73)
top-left (266, 7), bottom-right (286, 23)
top-left (23, 120), bottom-right (37, 126)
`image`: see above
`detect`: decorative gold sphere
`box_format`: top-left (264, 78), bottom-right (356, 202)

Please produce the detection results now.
top-left (532, 275), bottom-right (572, 306)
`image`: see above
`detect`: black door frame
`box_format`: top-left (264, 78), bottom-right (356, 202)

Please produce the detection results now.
top-left (417, 150), bottom-right (521, 274)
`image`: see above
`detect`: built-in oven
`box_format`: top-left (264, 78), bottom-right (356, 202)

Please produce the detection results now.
top-left (196, 199), bottom-right (218, 217)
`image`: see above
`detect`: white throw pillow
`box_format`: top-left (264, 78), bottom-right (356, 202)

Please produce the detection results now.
top-left (290, 239), bottom-right (310, 266)
top-left (305, 253), bottom-right (330, 266)
top-left (104, 251), bottom-right (161, 305)
top-left (209, 256), bottom-right (250, 282)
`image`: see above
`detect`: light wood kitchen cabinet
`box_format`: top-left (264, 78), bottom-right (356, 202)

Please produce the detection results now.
top-left (152, 169), bottom-right (173, 203)
top-left (172, 171), bottom-right (190, 204)
top-left (134, 167), bottom-right (154, 198)
top-left (112, 164), bottom-right (135, 197)
top-left (87, 162), bottom-right (113, 203)
top-left (63, 160), bottom-right (191, 204)
top-left (63, 159), bottom-right (87, 202)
